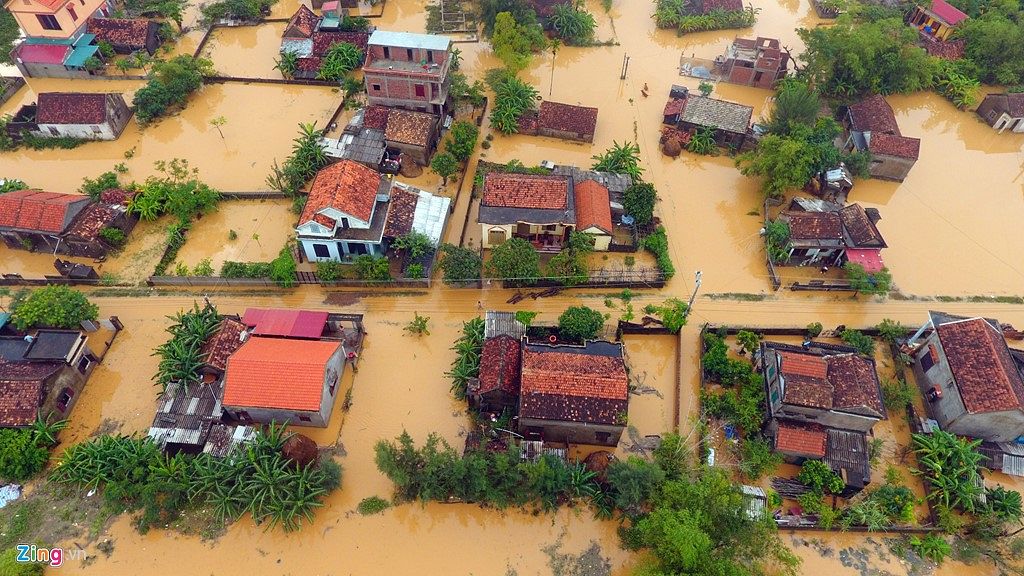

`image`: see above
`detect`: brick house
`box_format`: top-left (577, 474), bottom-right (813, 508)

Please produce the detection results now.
top-left (843, 95), bottom-right (920, 182)
top-left (469, 334), bottom-right (522, 414)
top-left (778, 199), bottom-right (887, 271)
top-left (517, 101), bottom-right (599, 143)
top-left (383, 108), bottom-right (439, 165)
top-left (295, 160), bottom-right (450, 262)
top-left (976, 93), bottom-right (1024, 133)
top-left (8, 92), bottom-right (132, 141)
top-left (909, 311), bottom-right (1024, 443)
top-left (517, 340), bottom-right (629, 447)
top-left (0, 189), bottom-right (132, 258)
top-left (716, 37), bottom-right (790, 88)
top-left (760, 341), bottom-right (884, 493)
top-left (222, 337), bottom-right (345, 427)
top-left (478, 172), bottom-right (615, 252)
top-left (363, 30), bottom-right (452, 115)
top-left (0, 319), bottom-right (119, 426)
top-left (87, 18), bottom-right (161, 54)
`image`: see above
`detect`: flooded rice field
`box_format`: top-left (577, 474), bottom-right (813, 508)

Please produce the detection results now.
top-left (173, 198), bottom-right (297, 270)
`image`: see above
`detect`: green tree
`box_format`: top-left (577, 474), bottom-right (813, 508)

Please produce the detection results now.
top-left (317, 42), bottom-right (363, 81)
top-left (606, 456), bottom-right (667, 516)
top-left (840, 328), bottom-right (875, 356)
top-left (549, 2), bottom-right (597, 45)
top-left (11, 286), bottom-right (98, 330)
top-left (875, 318), bottom-right (906, 344)
top-left (737, 134), bottom-right (816, 197)
top-left (274, 50), bottom-right (299, 78)
top-left (392, 232), bottom-right (434, 259)
top-left (736, 330), bottom-right (760, 354)
top-left (591, 140), bottom-right (643, 181)
top-left (485, 237), bottom-right (540, 281)
top-left (491, 12), bottom-right (534, 71)
top-left (430, 151), bottom-right (459, 184)
top-left (487, 71), bottom-right (540, 134)
top-left (438, 244), bottom-right (482, 285)
top-left (80, 171), bottom-right (121, 199)
top-left (0, 9), bottom-right (20, 66)
top-left (698, 80), bottom-right (714, 96)
top-left (623, 181), bottom-right (657, 226)
top-left (557, 305), bottom-right (604, 341)
top-left (956, 14), bottom-right (1024, 85)
top-left (354, 255), bottom-right (391, 281)
top-left (546, 230), bottom-right (593, 286)
top-left (881, 378), bottom-right (914, 413)
top-left (765, 79), bottom-right (821, 135)
top-left (686, 127), bottom-right (716, 155)
top-left (844, 262), bottom-right (892, 296)
top-left (799, 460), bottom-right (844, 494)
top-left (0, 547), bottom-right (45, 575)
top-left (764, 219), bottom-right (791, 263)
top-left (445, 121), bottom-right (479, 162)
top-left (132, 55), bottom-right (213, 124)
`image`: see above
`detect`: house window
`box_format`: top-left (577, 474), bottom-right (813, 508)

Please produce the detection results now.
top-left (349, 243), bottom-right (367, 255)
top-left (382, 46), bottom-right (390, 59)
top-left (414, 84), bottom-right (426, 97)
top-left (67, 4), bottom-right (78, 20)
top-left (313, 243), bottom-right (330, 258)
top-left (543, 224), bottom-right (556, 231)
top-left (595, 431), bottom-right (611, 444)
top-left (920, 347), bottom-right (936, 372)
top-left (406, 48), bottom-right (413, 60)
top-left (56, 387), bottom-right (75, 412)
top-left (372, 83), bottom-right (381, 91)
top-left (340, 217), bottom-right (349, 229)
top-left (77, 356), bottom-right (90, 374)
top-left (298, 414), bottom-right (312, 422)
top-left (426, 50), bottom-right (433, 63)
top-left (36, 14), bottom-right (61, 30)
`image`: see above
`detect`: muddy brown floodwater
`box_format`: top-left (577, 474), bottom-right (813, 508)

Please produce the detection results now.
top-left (7, 0), bottom-right (1024, 574)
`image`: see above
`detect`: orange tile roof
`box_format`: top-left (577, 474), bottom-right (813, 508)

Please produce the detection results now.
top-left (300, 160), bottom-right (382, 225)
top-left (519, 343), bottom-right (628, 425)
top-left (481, 172), bottom-right (569, 210)
top-left (0, 190), bottom-right (89, 233)
top-left (778, 351), bottom-right (827, 379)
top-left (574, 179), bottom-right (612, 234)
top-left (936, 317), bottom-right (1024, 414)
top-left (222, 337), bottom-right (340, 412)
top-left (775, 422), bottom-right (827, 457)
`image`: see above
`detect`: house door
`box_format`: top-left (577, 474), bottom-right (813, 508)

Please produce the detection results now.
top-left (487, 228), bottom-right (506, 246)
top-left (349, 243), bottom-right (368, 256)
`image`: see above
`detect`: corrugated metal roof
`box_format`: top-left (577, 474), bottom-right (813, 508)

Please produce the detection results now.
top-left (368, 30), bottom-right (451, 51)
top-left (1004, 454), bottom-right (1024, 477)
top-left (485, 311), bottom-right (527, 340)
top-left (242, 308), bottom-right (329, 339)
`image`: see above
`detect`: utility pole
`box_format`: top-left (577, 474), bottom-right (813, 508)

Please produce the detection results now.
top-left (685, 270), bottom-right (702, 319)
top-left (620, 54), bottom-right (629, 80)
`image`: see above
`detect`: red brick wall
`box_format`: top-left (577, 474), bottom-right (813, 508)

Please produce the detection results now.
top-left (365, 73), bottom-right (439, 105)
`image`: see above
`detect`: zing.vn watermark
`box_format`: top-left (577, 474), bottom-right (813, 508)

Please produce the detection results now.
top-left (15, 544), bottom-right (87, 567)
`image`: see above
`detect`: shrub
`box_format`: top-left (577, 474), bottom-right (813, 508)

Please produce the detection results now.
top-left (0, 548), bottom-right (44, 576)
top-left (487, 71), bottom-right (540, 134)
top-left (840, 329), bottom-right (875, 356)
top-left (591, 140), bottom-right (643, 181)
top-left (392, 231), bottom-right (434, 260)
top-left (10, 286), bottom-right (98, 330)
top-left (80, 171), bottom-right (120, 199)
top-left (486, 237), bottom-right (540, 282)
top-left (354, 255), bottom-right (391, 281)
top-left (445, 120), bottom-right (479, 162)
top-left (739, 437), bottom-right (782, 481)
top-left (446, 317), bottom-right (484, 399)
top-left (549, 2), bottom-right (597, 45)
top-left (316, 260), bottom-right (343, 282)
top-left (132, 55), bottom-right (213, 124)
top-left (266, 123), bottom-right (329, 196)
top-left (844, 262), bottom-right (892, 296)
top-left (875, 318), bottom-right (906, 344)
top-left (881, 378), bottom-right (914, 413)
top-left (357, 496), bottom-right (390, 515)
top-left (269, 246), bottom-right (296, 288)
top-left (404, 313), bottom-right (429, 336)
top-left (192, 258), bottom-right (214, 277)
top-left (870, 483), bottom-right (915, 523)
top-left (650, 298), bottom-right (688, 333)
top-left (806, 322), bottom-right (823, 337)
top-left (623, 182), bottom-right (657, 226)
top-left (910, 534), bottom-right (951, 564)
top-left (640, 226), bottom-right (675, 279)
top-left (99, 226), bottom-right (127, 247)
top-left (558, 306), bottom-right (604, 341)
top-left (405, 263), bottom-right (425, 279)
top-left (438, 244), bottom-right (481, 285)
top-left (220, 261), bottom-right (272, 278)
top-left (798, 460), bottom-right (844, 494)
top-left (316, 42), bottom-right (363, 81)
top-left (0, 428), bottom-right (51, 482)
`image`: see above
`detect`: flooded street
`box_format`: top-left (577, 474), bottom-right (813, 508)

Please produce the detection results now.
top-left (3, 0), bottom-right (1024, 574)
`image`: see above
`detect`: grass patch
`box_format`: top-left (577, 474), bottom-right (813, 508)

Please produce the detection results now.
top-left (705, 292), bottom-right (768, 301)
top-left (935, 295), bottom-right (962, 302)
top-left (967, 295), bottom-right (1024, 304)
top-left (357, 496), bottom-right (390, 516)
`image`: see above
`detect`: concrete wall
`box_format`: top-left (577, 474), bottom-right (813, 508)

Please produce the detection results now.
top-left (538, 127), bottom-right (594, 143)
top-left (16, 60), bottom-right (92, 79)
top-left (518, 417), bottom-right (624, 447)
top-left (868, 153), bottom-right (915, 182)
top-left (300, 237), bottom-right (384, 262)
top-left (385, 138), bottom-right (432, 166)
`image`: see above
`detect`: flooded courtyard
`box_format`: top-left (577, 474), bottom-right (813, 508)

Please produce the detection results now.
top-left (2, 0), bottom-right (1024, 573)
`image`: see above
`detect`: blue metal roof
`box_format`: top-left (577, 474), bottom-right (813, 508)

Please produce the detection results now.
top-left (368, 30), bottom-right (451, 51)
top-left (63, 44), bottom-right (99, 68)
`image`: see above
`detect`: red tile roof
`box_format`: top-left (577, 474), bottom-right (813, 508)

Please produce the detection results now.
top-left (827, 354), bottom-right (885, 415)
top-left (663, 98), bottom-right (686, 116)
top-left (868, 132), bottom-right (921, 160)
top-left (840, 204), bottom-right (886, 247)
top-left (311, 31), bottom-right (370, 57)
top-left (201, 318), bottom-right (248, 372)
top-left (927, 0), bottom-right (968, 25)
top-left (100, 189), bottom-right (134, 205)
top-left (848, 94), bottom-right (901, 135)
top-left (482, 173), bottom-right (569, 210)
top-left (36, 93), bottom-right (110, 125)
top-left (363, 105), bottom-right (391, 130)
top-left (775, 422), bottom-right (827, 458)
top-left (925, 38), bottom-right (966, 60)
top-left (241, 308), bottom-right (328, 339)
top-left (782, 210), bottom-right (843, 241)
top-left (574, 180), bottom-right (612, 234)
top-left (296, 56), bottom-right (321, 72)
top-left (0, 380), bottom-right (45, 427)
top-left (383, 186), bottom-right (417, 238)
top-left (300, 160), bottom-right (382, 225)
top-left (15, 44), bottom-right (70, 65)
top-left (384, 109), bottom-right (436, 147)
top-left (539, 101), bottom-right (598, 138)
top-left (283, 5), bottom-right (318, 38)
top-left (64, 203), bottom-right (119, 241)
top-left (0, 190), bottom-right (89, 233)
top-left (936, 318), bottom-right (1024, 414)
top-left (87, 18), bottom-right (154, 49)
top-left (477, 335), bottom-right (521, 396)
top-left (519, 343), bottom-right (628, 425)
top-left (775, 348), bottom-right (884, 416)
top-left (223, 337), bottom-right (340, 411)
